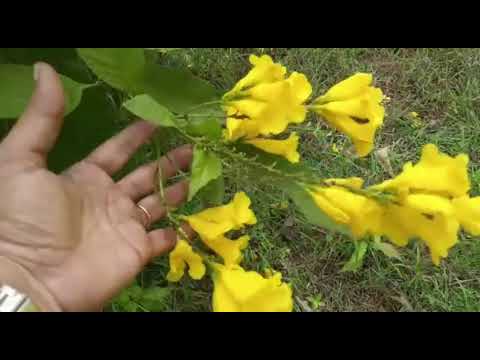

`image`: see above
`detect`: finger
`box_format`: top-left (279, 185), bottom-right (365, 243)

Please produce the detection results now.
top-left (3, 62), bottom-right (65, 157)
top-left (83, 120), bottom-right (157, 175)
top-left (116, 144), bottom-right (192, 201)
top-left (147, 228), bottom-right (177, 258)
top-left (136, 180), bottom-right (189, 224)
top-left (148, 224), bottom-right (194, 258)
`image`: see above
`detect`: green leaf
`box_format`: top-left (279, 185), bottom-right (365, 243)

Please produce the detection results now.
top-left (115, 291), bottom-right (131, 306)
top-left (341, 241), bottom-right (369, 273)
top-left (0, 64), bottom-right (91, 119)
top-left (128, 284), bottom-right (143, 299)
top-left (188, 146), bottom-right (222, 201)
top-left (180, 102), bottom-right (223, 140)
top-left (142, 63), bottom-right (219, 114)
top-left (47, 86), bottom-right (122, 173)
top-left (123, 94), bottom-right (177, 128)
top-left (185, 115), bottom-right (222, 140)
top-left (282, 181), bottom-right (351, 235)
top-left (77, 48), bottom-right (145, 93)
top-left (372, 236), bottom-right (401, 259)
top-left (123, 302), bottom-right (139, 312)
top-left (0, 48), bottom-right (93, 83)
top-left (77, 48), bottom-right (219, 115)
top-left (197, 175), bottom-right (225, 206)
top-left (0, 52), bottom-right (7, 63)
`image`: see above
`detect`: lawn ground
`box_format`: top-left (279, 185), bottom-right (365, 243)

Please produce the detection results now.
top-left (112, 48), bottom-right (480, 312)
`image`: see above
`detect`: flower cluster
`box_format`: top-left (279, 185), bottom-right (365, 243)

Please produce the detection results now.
top-left (310, 73), bottom-right (385, 157)
top-left (308, 144), bottom-right (479, 265)
top-left (167, 192), bottom-right (293, 312)
top-left (162, 53), bottom-right (479, 312)
top-left (222, 55), bottom-right (385, 161)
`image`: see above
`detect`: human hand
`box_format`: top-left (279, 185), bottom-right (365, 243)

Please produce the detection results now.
top-left (0, 63), bottom-right (192, 311)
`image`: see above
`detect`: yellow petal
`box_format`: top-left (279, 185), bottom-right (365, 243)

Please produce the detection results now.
top-left (232, 191), bottom-right (258, 227)
top-left (378, 204), bottom-right (418, 247)
top-left (317, 88), bottom-right (384, 125)
top-left (224, 117), bottom-right (260, 141)
top-left (223, 105), bottom-right (238, 116)
top-left (314, 73), bottom-right (373, 104)
top-left (378, 201), bottom-right (460, 265)
top-left (203, 235), bottom-right (250, 266)
top-left (247, 80), bottom-right (305, 135)
top-left (166, 239), bottom-right (206, 282)
top-left (245, 133), bottom-right (300, 163)
top-left (318, 110), bottom-right (378, 142)
top-left (211, 270), bottom-right (240, 311)
top-left (309, 187), bottom-right (351, 224)
top-left (419, 216), bottom-right (459, 266)
top-left (287, 71), bottom-right (313, 104)
top-left (226, 98), bottom-right (266, 120)
top-left (312, 74), bottom-right (384, 157)
top-left (375, 144), bottom-right (470, 198)
top-left (352, 139), bottom-right (375, 158)
top-left (185, 192), bottom-right (256, 241)
top-left (313, 109), bottom-right (382, 157)
top-left (212, 264), bottom-right (293, 312)
top-left (405, 194), bottom-right (455, 217)
top-left (226, 54), bottom-right (286, 96)
top-left (248, 54), bottom-right (287, 82)
top-left (223, 56), bottom-right (312, 139)
top-left (453, 196), bottom-right (480, 235)
top-left (321, 186), bottom-right (383, 238)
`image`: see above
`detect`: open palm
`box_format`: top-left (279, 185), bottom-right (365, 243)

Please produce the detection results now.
top-left (0, 63), bottom-right (192, 311)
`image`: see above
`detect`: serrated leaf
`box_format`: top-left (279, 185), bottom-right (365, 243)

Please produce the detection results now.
top-left (372, 237), bottom-right (401, 259)
top-left (142, 63), bottom-right (219, 114)
top-left (188, 146), bottom-right (222, 201)
top-left (0, 64), bottom-right (91, 119)
top-left (341, 241), bottom-right (368, 273)
top-left (77, 48), bottom-right (145, 93)
top-left (123, 94), bottom-right (177, 128)
top-left (282, 181), bottom-right (351, 235)
top-left (197, 175), bottom-right (225, 206)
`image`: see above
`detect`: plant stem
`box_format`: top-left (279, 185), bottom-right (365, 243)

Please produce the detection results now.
top-left (183, 100), bottom-right (223, 115)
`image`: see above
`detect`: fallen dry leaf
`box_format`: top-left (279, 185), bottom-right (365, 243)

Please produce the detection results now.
top-left (375, 146), bottom-right (395, 177)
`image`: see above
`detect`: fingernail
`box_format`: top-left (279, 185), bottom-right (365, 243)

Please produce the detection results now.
top-left (33, 62), bottom-right (42, 81)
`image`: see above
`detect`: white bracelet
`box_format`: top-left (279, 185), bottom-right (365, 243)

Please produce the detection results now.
top-left (0, 284), bottom-right (38, 312)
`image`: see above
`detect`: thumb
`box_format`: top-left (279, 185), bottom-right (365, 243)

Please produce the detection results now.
top-left (3, 62), bottom-right (65, 158)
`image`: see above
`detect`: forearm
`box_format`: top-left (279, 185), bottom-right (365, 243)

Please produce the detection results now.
top-left (0, 256), bottom-right (62, 312)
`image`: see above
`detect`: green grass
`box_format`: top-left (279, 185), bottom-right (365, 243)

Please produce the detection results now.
top-left (114, 48), bottom-right (480, 312)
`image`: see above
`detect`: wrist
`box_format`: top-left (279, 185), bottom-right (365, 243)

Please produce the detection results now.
top-left (0, 256), bottom-right (63, 312)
